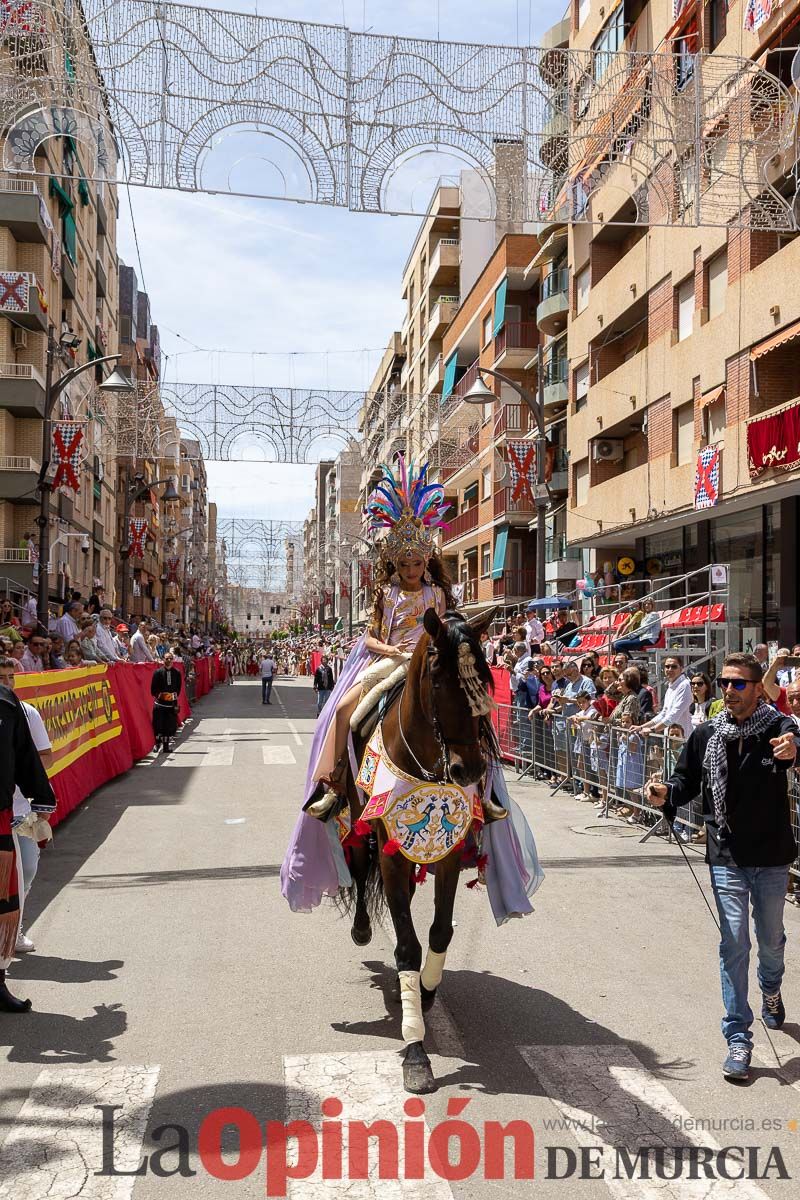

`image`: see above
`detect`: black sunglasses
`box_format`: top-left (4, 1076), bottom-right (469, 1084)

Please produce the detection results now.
top-left (716, 676), bottom-right (758, 691)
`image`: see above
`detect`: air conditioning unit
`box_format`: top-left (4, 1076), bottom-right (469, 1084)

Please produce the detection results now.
top-left (592, 438), bottom-right (624, 463)
top-left (12, 327), bottom-right (27, 349)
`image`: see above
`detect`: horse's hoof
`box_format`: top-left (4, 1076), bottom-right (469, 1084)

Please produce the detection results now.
top-left (420, 983), bottom-right (437, 1012)
top-left (402, 1042), bottom-right (436, 1094)
top-left (351, 923), bottom-right (372, 946)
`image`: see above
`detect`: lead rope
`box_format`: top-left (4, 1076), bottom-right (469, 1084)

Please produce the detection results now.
top-left (664, 814), bottom-right (721, 933)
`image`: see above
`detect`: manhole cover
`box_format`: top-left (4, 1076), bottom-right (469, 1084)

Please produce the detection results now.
top-left (570, 823), bottom-right (644, 838)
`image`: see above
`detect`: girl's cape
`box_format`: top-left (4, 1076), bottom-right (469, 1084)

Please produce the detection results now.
top-left (280, 636), bottom-right (544, 925)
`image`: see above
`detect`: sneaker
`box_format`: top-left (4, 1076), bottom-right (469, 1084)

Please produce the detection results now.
top-left (15, 932), bottom-right (34, 954)
top-left (722, 1043), bottom-right (752, 1080)
top-left (762, 990), bottom-right (786, 1030)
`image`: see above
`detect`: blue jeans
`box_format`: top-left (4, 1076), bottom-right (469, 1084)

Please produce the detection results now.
top-left (261, 676), bottom-right (273, 703)
top-left (612, 635), bottom-right (657, 652)
top-left (709, 863), bottom-right (790, 1047)
top-left (316, 688), bottom-right (332, 715)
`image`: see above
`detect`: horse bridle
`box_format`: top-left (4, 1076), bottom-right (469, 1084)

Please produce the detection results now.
top-left (397, 640), bottom-right (482, 784)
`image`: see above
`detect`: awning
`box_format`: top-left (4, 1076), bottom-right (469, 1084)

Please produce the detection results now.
top-left (750, 318), bottom-right (800, 361)
top-left (491, 527), bottom-right (509, 580)
top-left (49, 177), bottom-right (74, 213)
top-left (527, 228), bottom-right (567, 272)
top-left (442, 352), bottom-right (458, 400)
top-left (493, 276), bottom-right (508, 336)
top-left (699, 384), bottom-right (725, 410)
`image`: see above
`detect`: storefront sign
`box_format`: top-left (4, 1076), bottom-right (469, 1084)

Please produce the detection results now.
top-left (747, 403), bottom-right (800, 478)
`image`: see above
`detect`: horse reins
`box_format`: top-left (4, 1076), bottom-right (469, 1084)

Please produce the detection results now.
top-left (397, 641), bottom-right (481, 784)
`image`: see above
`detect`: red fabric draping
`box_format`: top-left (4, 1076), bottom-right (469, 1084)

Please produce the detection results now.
top-left (194, 656), bottom-right (211, 697)
top-left (747, 403), bottom-right (800, 478)
top-left (490, 666), bottom-right (514, 762)
top-left (15, 658), bottom-right (216, 829)
top-left (310, 650), bottom-right (323, 676)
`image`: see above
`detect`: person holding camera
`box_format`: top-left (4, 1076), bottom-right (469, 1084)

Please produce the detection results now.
top-left (646, 653), bottom-right (798, 1081)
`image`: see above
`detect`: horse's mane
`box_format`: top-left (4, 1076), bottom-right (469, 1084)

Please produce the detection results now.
top-left (437, 610), bottom-right (500, 760)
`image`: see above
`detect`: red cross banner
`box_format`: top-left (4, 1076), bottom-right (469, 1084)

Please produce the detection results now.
top-left (166, 556), bottom-right (180, 583)
top-left (52, 422), bottom-right (84, 491)
top-left (359, 561), bottom-right (373, 590)
top-left (324, 590), bottom-right (333, 608)
top-left (128, 518), bottom-right (148, 558)
top-left (507, 440), bottom-right (537, 504)
top-left (0, 1), bottom-right (47, 36)
top-left (0, 270), bottom-right (29, 313)
top-left (694, 445), bottom-right (720, 510)
top-left (340, 579), bottom-right (349, 599)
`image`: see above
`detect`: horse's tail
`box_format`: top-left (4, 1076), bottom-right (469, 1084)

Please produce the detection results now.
top-left (335, 828), bottom-right (387, 925)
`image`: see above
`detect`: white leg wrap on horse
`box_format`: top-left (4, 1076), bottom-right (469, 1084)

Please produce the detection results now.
top-left (421, 948), bottom-right (447, 992)
top-left (398, 970), bottom-right (425, 1045)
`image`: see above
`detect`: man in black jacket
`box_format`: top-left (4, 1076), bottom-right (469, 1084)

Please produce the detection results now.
top-left (648, 652), bottom-right (798, 1082)
top-left (0, 683), bottom-right (56, 1012)
top-left (313, 655), bottom-right (335, 716)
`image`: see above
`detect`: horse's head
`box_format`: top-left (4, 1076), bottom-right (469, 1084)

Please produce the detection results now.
top-left (417, 606), bottom-right (499, 787)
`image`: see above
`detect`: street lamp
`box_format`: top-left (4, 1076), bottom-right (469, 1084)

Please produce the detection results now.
top-left (461, 347), bottom-right (549, 601)
top-left (36, 334), bottom-right (135, 621)
top-left (118, 472), bottom-right (180, 619)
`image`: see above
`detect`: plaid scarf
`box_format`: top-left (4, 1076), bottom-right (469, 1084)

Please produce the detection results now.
top-left (0, 809), bottom-right (21, 963)
top-left (703, 701), bottom-right (778, 832)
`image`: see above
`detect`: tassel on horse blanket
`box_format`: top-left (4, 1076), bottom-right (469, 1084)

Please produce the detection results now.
top-left (382, 838), bottom-right (401, 856)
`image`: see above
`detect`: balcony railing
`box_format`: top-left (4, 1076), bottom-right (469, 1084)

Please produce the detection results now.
top-left (543, 355), bottom-right (568, 388)
top-left (461, 577), bottom-right (479, 603)
top-left (545, 534), bottom-right (582, 562)
top-left (493, 568), bottom-right (537, 599)
top-left (442, 504), bottom-right (479, 543)
top-left (0, 547), bottom-right (31, 563)
top-left (494, 487), bottom-right (535, 518)
top-left (451, 357), bottom-right (480, 401)
top-left (495, 404), bottom-right (531, 436)
top-left (494, 321), bottom-right (537, 359)
top-left (542, 267), bottom-right (569, 301)
top-left (0, 456), bottom-right (40, 472)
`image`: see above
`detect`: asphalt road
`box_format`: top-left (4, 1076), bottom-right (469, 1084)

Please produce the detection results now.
top-left (2, 675), bottom-right (800, 1199)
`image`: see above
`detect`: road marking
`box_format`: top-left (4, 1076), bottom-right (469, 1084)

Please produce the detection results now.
top-left (519, 1044), bottom-right (772, 1200)
top-left (162, 744), bottom-right (235, 767)
top-left (274, 687), bottom-right (304, 746)
top-left (262, 745), bottom-right (297, 765)
top-left (0, 1064), bottom-right (160, 1200)
top-left (284, 1052), bottom-right (453, 1198)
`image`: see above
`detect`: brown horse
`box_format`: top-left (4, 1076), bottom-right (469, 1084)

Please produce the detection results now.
top-left (344, 606), bottom-right (499, 1094)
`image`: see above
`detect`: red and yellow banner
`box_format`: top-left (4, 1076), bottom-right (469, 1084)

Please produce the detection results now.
top-left (16, 665), bottom-right (124, 775)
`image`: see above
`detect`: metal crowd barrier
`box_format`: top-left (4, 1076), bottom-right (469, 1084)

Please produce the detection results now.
top-left (494, 702), bottom-right (800, 880)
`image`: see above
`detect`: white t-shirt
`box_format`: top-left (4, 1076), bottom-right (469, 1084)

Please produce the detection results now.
top-left (260, 657), bottom-right (276, 678)
top-left (13, 700), bottom-right (52, 819)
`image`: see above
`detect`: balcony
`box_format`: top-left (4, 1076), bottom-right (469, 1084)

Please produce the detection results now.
top-left (427, 354), bottom-right (444, 394)
top-left (61, 255), bottom-right (76, 300)
top-left (429, 238), bottom-right (460, 285)
top-left (0, 180), bottom-right (51, 244)
top-left (493, 567), bottom-right (537, 600)
top-left (0, 362), bottom-right (46, 417)
top-left (96, 255), bottom-right (108, 298)
top-left (542, 354), bottom-right (568, 409)
top-left (427, 296), bottom-right (459, 339)
top-left (496, 404), bottom-right (531, 436)
top-left (0, 455), bottom-right (41, 502)
top-left (96, 188), bottom-right (108, 236)
top-left (494, 487), bottom-right (535, 521)
top-left (494, 321), bottom-right (538, 369)
top-left (0, 271), bottom-right (48, 332)
top-left (545, 534), bottom-right (582, 563)
top-left (442, 504), bottom-right (479, 545)
top-left (461, 577), bottom-right (479, 604)
top-left (537, 267), bottom-right (569, 336)
top-left (540, 97), bottom-right (568, 172)
top-left (0, 547), bottom-right (34, 591)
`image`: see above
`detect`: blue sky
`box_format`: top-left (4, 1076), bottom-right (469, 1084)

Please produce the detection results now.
top-left (116, 0), bottom-right (567, 525)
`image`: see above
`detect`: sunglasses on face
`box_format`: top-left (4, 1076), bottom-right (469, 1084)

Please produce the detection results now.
top-left (716, 676), bottom-right (758, 691)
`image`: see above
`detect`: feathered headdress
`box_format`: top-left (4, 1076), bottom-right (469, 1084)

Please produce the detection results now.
top-left (364, 455), bottom-right (450, 562)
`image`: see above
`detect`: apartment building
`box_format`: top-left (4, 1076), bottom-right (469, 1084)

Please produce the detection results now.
top-left (227, 586), bottom-right (288, 637)
top-left (303, 460), bottom-right (334, 625)
top-left (324, 440), bottom-right (362, 630)
top-left (436, 233), bottom-right (579, 610)
top-left (179, 437), bottom-right (210, 629)
top-left (0, 5), bottom-right (120, 606)
top-left (563, 0), bottom-right (800, 644)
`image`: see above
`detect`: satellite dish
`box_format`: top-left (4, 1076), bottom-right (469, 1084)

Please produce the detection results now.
top-left (493, 449), bottom-right (507, 482)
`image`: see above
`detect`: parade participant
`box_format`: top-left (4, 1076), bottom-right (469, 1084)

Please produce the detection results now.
top-left (305, 457), bottom-right (452, 804)
top-left (0, 677), bottom-right (55, 1011)
top-left (0, 658), bottom-right (53, 954)
top-left (150, 651), bottom-right (182, 753)
top-left (313, 654), bottom-right (335, 715)
top-left (646, 653), bottom-right (798, 1081)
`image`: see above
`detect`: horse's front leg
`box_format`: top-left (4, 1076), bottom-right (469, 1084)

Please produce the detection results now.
top-left (379, 836), bottom-right (435, 1095)
top-left (421, 848), bottom-right (461, 1013)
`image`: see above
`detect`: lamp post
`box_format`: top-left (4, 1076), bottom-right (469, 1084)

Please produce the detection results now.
top-left (118, 472), bottom-right (180, 620)
top-left (462, 348), bottom-right (548, 601)
top-left (36, 334), bottom-right (135, 623)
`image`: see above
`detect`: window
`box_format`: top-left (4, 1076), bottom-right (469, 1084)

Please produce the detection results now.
top-left (575, 459), bottom-right (590, 506)
top-left (707, 250), bottom-right (727, 320)
top-left (674, 19), bottom-right (698, 91)
top-left (182, 473), bottom-right (190, 491)
top-left (578, 0), bottom-right (590, 29)
top-left (673, 402), bottom-right (694, 466)
top-left (677, 276), bottom-right (694, 342)
top-left (480, 542), bottom-right (491, 578)
top-left (575, 360), bottom-right (590, 411)
top-left (463, 481), bottom-right (479, 510)
top-left (575, 264), bottom-right (590, 315)
top-left (593, 5), bottom-right (625, 80)
top-left (710, 0), bottom-right (727, 51)
top-left (706, 398), bottom-right (726, 443)
top-left (481, 465), bottom-right (492, 499)
top-left (482, 313), bottom-right (492, 346)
